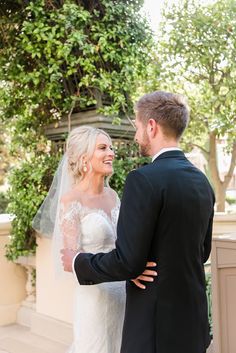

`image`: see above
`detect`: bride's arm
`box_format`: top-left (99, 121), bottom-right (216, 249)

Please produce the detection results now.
top-left (59, 202), bottom-right (80, 250)
top-left (59, 201), bottom-right (83, 272)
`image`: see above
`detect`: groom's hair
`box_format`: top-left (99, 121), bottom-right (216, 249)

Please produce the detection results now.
top-left (135, 91), bottom-right (189, 139)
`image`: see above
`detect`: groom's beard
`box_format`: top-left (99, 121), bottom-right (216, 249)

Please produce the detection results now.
top-left (139, 131), bottom-right (151, 157)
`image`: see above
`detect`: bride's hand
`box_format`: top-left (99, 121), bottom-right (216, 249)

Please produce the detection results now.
top-left (61, 248), bottom-right (78, 272)
top-left (131, 262), bottom-right (157, 289)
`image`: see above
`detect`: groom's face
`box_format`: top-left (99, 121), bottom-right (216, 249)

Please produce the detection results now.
top-left (134, 114), bottom-right (151, 157)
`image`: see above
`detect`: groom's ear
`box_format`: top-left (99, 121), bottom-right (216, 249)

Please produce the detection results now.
top-left (148, 119), bottom-right (158, 138)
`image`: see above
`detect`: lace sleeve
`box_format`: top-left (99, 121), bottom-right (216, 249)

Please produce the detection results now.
top-left (59, 201), bottom-right (82, 251)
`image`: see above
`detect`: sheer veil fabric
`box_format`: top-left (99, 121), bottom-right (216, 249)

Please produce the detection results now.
top-left (32, 155), bottom-right (72, 237)
top-left (32, 154), bottom-right (76, 276)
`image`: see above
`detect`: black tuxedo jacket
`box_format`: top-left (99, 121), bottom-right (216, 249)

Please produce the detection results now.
top-left (74, 151), bottom-right (215, 353)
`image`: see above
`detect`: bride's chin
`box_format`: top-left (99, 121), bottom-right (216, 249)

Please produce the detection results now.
top-left (104, 170), bottom-right (113, 177)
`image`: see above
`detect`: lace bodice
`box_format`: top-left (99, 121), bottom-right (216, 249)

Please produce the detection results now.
top-left (60, 193), bottom-right (125, 353)
top-left (59, 197), bottom-right (120, 254)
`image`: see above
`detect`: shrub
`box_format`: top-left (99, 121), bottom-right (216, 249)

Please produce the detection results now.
top-left (205, 272), bottom-right (212, 337)
top-left (0, 192), bottom-right (9, 213)
top-left (5, 153), bottom-right (60, 260)
top-left (110, 143), bottom-right (150, 197)
top-left (226, 195), bottom-right (236, 205)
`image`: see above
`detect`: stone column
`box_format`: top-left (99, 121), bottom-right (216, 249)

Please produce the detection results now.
top-left (14, 255), bottom-right (36, 306)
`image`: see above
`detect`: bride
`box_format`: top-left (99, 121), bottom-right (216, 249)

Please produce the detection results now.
top-left (33, 126), bottom-right (156, 353)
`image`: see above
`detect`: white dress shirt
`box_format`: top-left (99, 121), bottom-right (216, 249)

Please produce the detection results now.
top-left (152, 147), bottom-right (181, 162)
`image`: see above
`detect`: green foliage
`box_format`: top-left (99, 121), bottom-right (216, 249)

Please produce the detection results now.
top-left (0, 0), bottom-right (154, 153)
top-left (226, 195), bottom-right (236, 205)
top-left (205, 272), bottom-right (212, 337)
top-left (0, 123), bottom-right (17, 184)
top-left (147, 0), bottom-right (236, 210)
top-left (110, 143), bottom-right (150, 196)
top-left (157, 0), bottom-right (236, 148)
top-left (0, 0), bottom-right (155, 260)
top-left (0, 192), bottom-right (9, 213)
top-left (5, 153), bottom-right (60, 260)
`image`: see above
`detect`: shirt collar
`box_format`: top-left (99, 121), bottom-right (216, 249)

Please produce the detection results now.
top-left (152, 147), bottom-right (182, 162)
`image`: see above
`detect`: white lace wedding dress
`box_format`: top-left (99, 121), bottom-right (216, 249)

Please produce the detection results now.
top-left (59, 193), bottom-right (126, 353)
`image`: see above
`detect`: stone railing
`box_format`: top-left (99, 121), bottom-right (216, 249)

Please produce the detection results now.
top-left (213, 212), bottom-right (236, 236)
top-left (0, 214), bottom-right (73, 343)
top-left (0, 214), bottom-right (27, 325)
top-left (211, 212), bottom-right (236, 353)
top-left (211, 233), bottom-right (236, 353)
top-left (14, 255), bottom-right (36, 306)
top-left (14, 254), bottom-right (36, 327)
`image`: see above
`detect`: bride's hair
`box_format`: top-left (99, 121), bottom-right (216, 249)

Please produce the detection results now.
top-left (66, 125), bottom-right (111, 181)
top-left (32, 126), bottom-right (112, 240)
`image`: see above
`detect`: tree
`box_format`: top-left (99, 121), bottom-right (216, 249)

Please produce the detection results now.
top-left (0, 0), bottom-right (154, 259)
top-left (0, 0), bottom-right (154, 153)
top-left (153, 0), bottom-right (236, 211)
top-left (0, 125), bottom-right (13, 185)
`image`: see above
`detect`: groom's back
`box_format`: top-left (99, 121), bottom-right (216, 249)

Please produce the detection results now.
top-left (144, 151), bottom-right (214, 262)
top-left (122, 150), bottom-right (214, 353)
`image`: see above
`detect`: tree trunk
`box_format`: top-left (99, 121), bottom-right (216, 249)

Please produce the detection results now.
top-left (214, 182), bottom-right (227, 212)
top-left (208, 133), bottom-right (236, 212)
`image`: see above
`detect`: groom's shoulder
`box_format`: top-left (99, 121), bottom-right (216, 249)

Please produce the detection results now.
top-left (126, 162), bottom-right (157, 182)
top-left (137, 160), bottom-right (161, 175)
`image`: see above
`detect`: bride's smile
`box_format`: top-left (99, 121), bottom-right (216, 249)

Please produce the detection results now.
top-left (88, 134), bottom-right (115, 177)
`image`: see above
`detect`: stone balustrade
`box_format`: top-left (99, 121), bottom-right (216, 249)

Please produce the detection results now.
top-left (0, 214), bottom-right (27, 325)
top-left (211, 212), bottom-right (236, 353)
top-left (211, 233), bottom-right (236, 353)
top-left (213, 212), bottom-right (236, 236)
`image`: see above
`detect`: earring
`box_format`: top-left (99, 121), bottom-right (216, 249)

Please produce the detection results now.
top-left (83, 162), bottom-right (87, 173)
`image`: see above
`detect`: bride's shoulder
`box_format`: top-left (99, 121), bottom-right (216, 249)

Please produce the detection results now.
top-left (60, 190), bottom-right (81, 206)
top-left (105, 187), bottom-right (120, 203)
top-left (59, 191), bottom-right (83, 218)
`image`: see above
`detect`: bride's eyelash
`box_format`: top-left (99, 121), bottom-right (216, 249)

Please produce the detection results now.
top-left (98, 145), bottom-right (113, 150)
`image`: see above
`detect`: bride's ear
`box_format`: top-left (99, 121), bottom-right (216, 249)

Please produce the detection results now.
top-left (81, 154), bottom-right (88, 163)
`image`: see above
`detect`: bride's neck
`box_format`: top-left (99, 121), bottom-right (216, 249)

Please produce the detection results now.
top-left (77, 174), bottom-right (105, 195)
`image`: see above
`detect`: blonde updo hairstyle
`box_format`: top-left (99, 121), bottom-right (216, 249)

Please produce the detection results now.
top-left (66, 125), bottom-right (112, 182)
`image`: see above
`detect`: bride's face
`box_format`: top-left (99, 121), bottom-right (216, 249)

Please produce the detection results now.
top-left (89, 134), bottom-right (114, 176)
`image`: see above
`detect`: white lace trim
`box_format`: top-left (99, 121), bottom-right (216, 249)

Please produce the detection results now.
top-left (59, 197), bottom-right (120, 227)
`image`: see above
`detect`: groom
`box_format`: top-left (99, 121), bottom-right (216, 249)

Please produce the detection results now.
top-left (62, 91), bottom-right (215, 353)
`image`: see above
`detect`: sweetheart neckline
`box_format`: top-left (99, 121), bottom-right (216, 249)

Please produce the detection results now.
top-left (61, 199), bottom-right (119, 225)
